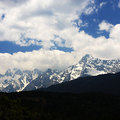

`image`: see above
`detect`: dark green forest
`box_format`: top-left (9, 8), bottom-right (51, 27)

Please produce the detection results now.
top-left (0, 91), bottom-right (120, 120)
top-left (1, 72), bottom-right (120, 120)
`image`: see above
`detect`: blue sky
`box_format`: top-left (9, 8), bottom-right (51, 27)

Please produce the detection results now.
top-left (0, 41), bottom-right (41, 54)
top-left (79, 0), bottom-right (120, 38)
top-left (0, 0), bottom-right (120, 73)
top-left (0, 0), bottom-right (120, 53)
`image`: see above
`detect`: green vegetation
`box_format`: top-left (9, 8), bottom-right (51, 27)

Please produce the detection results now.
top-left (0, 92), bottom-right (120, 120)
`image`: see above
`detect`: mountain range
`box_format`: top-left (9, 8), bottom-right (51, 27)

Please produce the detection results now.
top-left (1, 54), bottom-right (120, 92)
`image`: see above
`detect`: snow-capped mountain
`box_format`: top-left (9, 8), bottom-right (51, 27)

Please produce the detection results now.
top-left (0, 68), bottom-right (41, 92)
top-left (54, 54), bottom-right (120, 83)
top-left (0, 54), bottom-right (120, 92)
top-left (23, 69), bottom-right (59, 91)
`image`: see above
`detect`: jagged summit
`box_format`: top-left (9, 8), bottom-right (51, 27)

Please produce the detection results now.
top-left (80, 54), bottom-right (93, 61)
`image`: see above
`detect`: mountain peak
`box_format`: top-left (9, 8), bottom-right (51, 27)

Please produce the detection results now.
top-left (5, 69), bottom-right (13, 76)
top-left (80, 54), bottom-right (93, 63)
top-left (83, 54), bottom-right (93, 58)
top-left (46, 68), bottom-right (52, 73)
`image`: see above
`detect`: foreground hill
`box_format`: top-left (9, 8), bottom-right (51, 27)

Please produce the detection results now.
top-left (1, 71), bottom-right (120, 120)
top-left (40, 72), bottom-right (120, 95)
top-left (0, 91), bottom-right (120, 120)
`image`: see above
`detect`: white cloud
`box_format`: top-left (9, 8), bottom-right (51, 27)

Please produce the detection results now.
top-left (1, 23), bottom-right (120, 73)
top-left (84, 6), bottom-right (95, 15)
top-left (118, 0), bottom-right (120, 8)
top-left (56, 23), bottom-right (120, 60)
top-left (0, 0), bottom-right (28, 7)
top-left (83, 0), bottom-right (106, 15)
top-left (0, 49), bottom-right (78, 74)
top-left (99, 21), bottom-right (114, 32)
top-left (0, 23), bottom-right (120, 73)
top-left (100, 2), bottom-right (106, 8)
top-left (110, 24), bottom-right (120, 41)
top-left (0, 0), bottom-right (90, 48)
top-left (84, 1), bottom-right (107, 15)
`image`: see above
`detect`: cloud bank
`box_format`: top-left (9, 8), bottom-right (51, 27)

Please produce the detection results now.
top-left (0, 50), bottom-right (78, 74)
